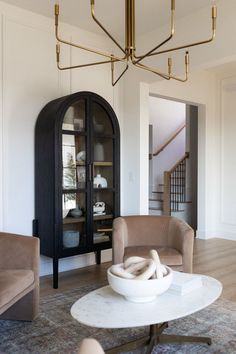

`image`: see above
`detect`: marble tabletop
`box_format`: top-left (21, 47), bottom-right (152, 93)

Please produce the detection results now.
top-left (71, 274), bottom-right (222, 329)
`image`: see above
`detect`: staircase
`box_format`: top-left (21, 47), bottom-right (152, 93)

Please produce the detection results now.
top-left (149, 126), bottom-right (192, 223)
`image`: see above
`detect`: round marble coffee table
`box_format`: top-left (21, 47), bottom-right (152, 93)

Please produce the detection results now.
top-left (71, 273), bottom-right (222, 354)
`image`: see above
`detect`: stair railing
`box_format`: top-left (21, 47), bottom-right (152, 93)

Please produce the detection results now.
top-left (150, 123), bottom-right (186, 160)
top-left (163, 152), bottom-right (189, 216)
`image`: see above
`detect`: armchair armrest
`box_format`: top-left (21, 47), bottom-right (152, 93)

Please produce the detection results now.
top-left (0, 233), bottom-right (39, 279)
top-left (112, 217), bottom-right (128, 264)
top-left (168, 218), bottom-right (194, 273)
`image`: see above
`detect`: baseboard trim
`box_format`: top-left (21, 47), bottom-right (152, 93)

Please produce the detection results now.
top-left (39, 249), bottom-right (112, 277)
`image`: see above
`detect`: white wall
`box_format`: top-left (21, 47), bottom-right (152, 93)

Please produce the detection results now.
top-left (0, 1), bottom-right (124, 275)
top-left (149, 96), bottom-right (186, 189)
top-left (121, 69), bottom-right (150, 215)
top-left (211, 65), bottom-right (236, 241)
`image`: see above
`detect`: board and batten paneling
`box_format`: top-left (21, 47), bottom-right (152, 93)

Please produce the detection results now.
top-left (2, 16), bottom-right (63, 234)
top-left (221, 77), bottom-right (236, 227)
top-left (0, 2), bottom-right (120, 275)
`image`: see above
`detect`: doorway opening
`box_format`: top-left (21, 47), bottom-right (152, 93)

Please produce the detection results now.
top-left (149, 95), bottom-right (198, 231)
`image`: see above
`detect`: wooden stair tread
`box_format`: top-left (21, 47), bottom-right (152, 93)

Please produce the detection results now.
top-left (171, 209), bottom-right (185, 212)
top-left (149, 207), bottom-right (185, 212)
top-left (149, 207), bottom-right (163, 211)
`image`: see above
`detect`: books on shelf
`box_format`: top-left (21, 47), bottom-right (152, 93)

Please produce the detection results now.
top-left (93, 233), bottom-right (110, 244)
top-left (169, 271), bottom-right (203, 295)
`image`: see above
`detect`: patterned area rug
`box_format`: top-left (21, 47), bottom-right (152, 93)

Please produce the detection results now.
top-left (1, 281), bottom-right (236, 354)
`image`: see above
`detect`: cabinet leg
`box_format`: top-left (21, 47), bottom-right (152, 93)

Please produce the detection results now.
top-left (95, 250), bottom-right (101, 265)
top-left (53, 257), bottom-right (58, 289)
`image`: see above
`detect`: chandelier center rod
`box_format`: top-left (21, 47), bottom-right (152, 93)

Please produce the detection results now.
top-left (125, 0), bottom-right (135, 59)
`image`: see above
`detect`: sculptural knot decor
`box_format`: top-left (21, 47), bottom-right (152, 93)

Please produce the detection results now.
top-left (107, 250), bottom-right (173, 302)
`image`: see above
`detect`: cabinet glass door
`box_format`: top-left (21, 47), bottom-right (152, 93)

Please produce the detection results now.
top-left (92, 102), bottom-right (114, 245)
top-left (62, 100), bottom-right (87, 251)
top-left (62, 100), bottom-right (86, 132)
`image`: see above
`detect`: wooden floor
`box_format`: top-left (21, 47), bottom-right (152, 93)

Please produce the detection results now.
top-left (40, 238), bottom-right (236, 302)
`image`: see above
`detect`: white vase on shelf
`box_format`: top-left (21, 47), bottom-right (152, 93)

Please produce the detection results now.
top-left (93, 174), bottom-right (107, 188)
top-left (94, 143), bottom-right (104, 161)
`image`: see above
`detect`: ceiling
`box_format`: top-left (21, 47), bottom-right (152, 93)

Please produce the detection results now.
top-left (3, 0), bottom-right (215, 39)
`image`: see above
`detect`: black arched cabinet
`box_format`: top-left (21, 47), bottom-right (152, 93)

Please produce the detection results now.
top-left (34, 91), bottom-right (120, 288)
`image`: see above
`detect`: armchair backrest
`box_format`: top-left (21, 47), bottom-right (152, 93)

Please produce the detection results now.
top-left (115, 215), bottom-right (172, 247)
top-left (0, 233), bottom-right (39, 277)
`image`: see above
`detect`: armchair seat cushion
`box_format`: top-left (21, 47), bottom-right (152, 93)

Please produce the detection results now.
top-left (124, 246), bottom-right (183, 266)
top-left (0, 270), bottom-right (34, 311)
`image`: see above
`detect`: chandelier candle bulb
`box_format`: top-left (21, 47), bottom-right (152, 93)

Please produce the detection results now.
top-left (212, 6), bottom-right (217, 32)
top-left (55, 4), bottom-right (59, 27)
top-left (168, 57), bottom-right (172, 75)
top-left (56, 43), bottom-right (60, 63)
top-left (171, 0), bottom-right (175, 11)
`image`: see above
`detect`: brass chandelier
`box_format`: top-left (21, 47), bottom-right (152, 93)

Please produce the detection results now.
top-left (55, 0), bottom-right (217, 86)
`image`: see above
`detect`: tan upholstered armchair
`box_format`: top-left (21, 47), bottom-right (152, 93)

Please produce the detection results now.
top-left (112, 215), bottom-right (194, 273)
top-left (0, 232), bottom-right (40, 321)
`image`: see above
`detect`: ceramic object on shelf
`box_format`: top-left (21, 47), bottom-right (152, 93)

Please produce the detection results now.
top-left (63, 230), bottom-right (80, 248)
top-left (93, 174), bottom-right (107, 188)
top-left (76, 151), bottom-right (86, 162)
top-left (70, 206), bottom-right (83, 218)
top-left (107, 265), bottom-right (173, 303)
top-left (93, 201), bottom-right (105, 214)
top-left (94, 143), bottom-right (104, 161)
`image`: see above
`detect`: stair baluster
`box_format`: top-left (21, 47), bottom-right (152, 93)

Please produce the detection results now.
top-left (163, 153), bottom-right (189, 216)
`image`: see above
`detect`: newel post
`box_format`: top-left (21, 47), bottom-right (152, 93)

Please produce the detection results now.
top-left (163, 171), bottom-right (171, 216)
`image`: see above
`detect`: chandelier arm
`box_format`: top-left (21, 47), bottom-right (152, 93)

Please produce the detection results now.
top-left (133, 51), bottom-right (189, 82)
top-left (142, 5), bottom-right (217, 58)
top-left (133, 0), bottom-right (175, 65)
top-left (91, 0), bottom-right (126, 55)
top-left (142, 34), bottom-right (215, 58)
top-left (57, 59), bottom-right (115, 71)
top-left (56, 44), bottom-right (119, 71)
top-left (111, 58), bottom-right (129, 86)
top-left (54, 4), bottom-right (126, 63)
top-left (133, 61), bottom-right (170, 80)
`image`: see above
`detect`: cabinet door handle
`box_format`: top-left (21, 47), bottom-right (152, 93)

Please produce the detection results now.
top-left (97, 228), bottom-right (113, 232)
top-left (89, 163), bottom-right (94, 182)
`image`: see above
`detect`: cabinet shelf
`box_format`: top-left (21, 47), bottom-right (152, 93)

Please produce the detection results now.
top-left (62, 188), bottom-right (86, 193)
top-left (63, 216), bottom-right (85, 224)
top-left (62, 129), bottom-right (87, 136)
top-left (93, 188), bottom-right (115, 192)
top-left (94, 214), bottom-right (113, 220)
top-left (76, 161), bottom-right (113, 167)
top-left (63, 214), bottom-right (113, 224)
top-left (94, 161), bottom-right (113, 166)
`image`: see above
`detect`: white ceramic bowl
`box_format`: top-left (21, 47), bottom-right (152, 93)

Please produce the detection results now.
top-left (107, 264), bottom-right (173, 303)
